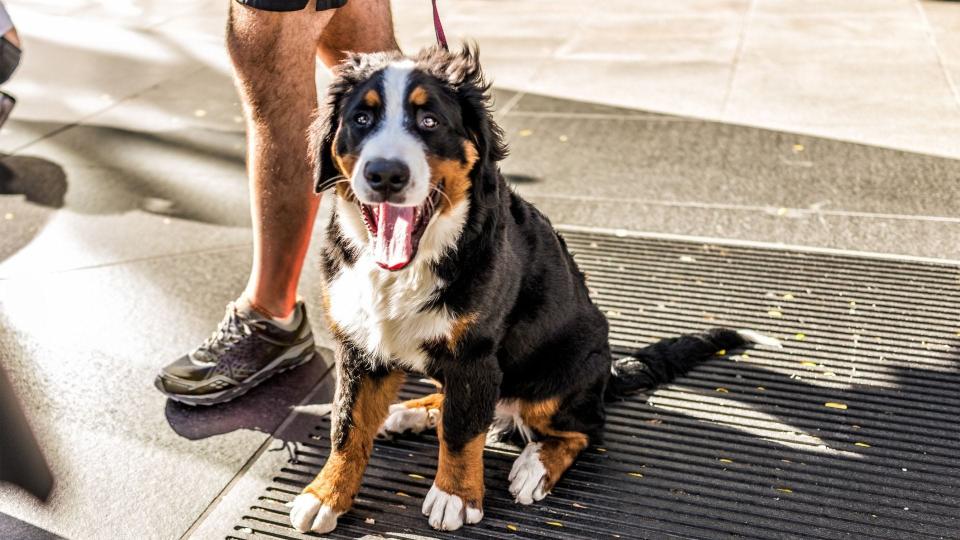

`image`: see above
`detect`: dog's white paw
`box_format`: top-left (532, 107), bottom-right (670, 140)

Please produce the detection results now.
top-left (378, 403), bottom-right (439, 437)
top-left (509, 442), bottom-right (549, 505)
top-left (421, 483), bottom-right (483, 531)
top-left (286, 493), bottom-right (340, 534)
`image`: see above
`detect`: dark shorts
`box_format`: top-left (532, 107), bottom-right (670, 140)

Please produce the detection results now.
top-left (234, 0), bottom-right (347, 12)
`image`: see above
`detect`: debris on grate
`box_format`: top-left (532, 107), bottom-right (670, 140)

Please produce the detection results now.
top-left (230, 229), bottom-right (960, 539)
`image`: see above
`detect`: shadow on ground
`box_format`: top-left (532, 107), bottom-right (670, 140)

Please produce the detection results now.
top-left (11, 120), bottom-right (249, 227)
top-left (0, 155), bottom-right (67, 263)
top-left (0, 512), bottom-right (64, 540)
top-left (0, 157), bottom-right (67, 209)
top-left (163, 350), bottom-right (332, 441)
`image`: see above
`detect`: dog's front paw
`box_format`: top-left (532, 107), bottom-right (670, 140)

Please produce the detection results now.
top-left (421, 483), bottom-right (483, 531)
top-left (509, 442), bottom-right (549, 504)
top-left (287, 493), bottom-right (341, 534)
top-left (378, 403), bottom-right (439, 438)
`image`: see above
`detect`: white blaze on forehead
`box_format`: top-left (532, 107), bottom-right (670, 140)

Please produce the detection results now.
top-left (351, 60), bottom-right (431, 207)
top-left (382, 60), bottom-right (415, 125)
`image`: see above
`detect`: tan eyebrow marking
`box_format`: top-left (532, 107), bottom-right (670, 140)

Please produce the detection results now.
top-left (363, 89), bottom-right (381, 107)
top-left (409, 86), bottom-right (429, 106)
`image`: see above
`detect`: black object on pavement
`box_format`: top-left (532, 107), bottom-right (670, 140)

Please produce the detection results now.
top-left (0, 363), bottom-right (53, 501)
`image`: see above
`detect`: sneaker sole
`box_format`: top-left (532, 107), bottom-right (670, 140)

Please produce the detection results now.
top-left (157, 345), bottom-right (317, 407)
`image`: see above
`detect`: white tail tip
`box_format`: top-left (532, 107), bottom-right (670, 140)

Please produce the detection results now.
top-left (737, 329), bottom-right (783, 349)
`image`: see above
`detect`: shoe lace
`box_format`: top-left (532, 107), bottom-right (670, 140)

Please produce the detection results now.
top-left (192, 303), bottom-right (266, 364)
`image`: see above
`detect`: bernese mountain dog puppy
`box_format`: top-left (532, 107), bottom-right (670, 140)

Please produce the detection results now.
top-left (288, 45), bottom-right (776, 534)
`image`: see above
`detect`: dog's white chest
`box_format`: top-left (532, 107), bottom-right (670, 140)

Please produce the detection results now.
top-left (326, 254), bottom-right (453, 372)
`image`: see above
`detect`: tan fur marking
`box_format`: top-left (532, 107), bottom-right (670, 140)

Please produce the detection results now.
top-left (447, 313), bottom-right (478, 352)
top-left (436, 421), bottom-right (485, 509)
top-left (304, 372), bottom-right (405, 512)
top-left (409, 85), bottom-right (429, 106)
top-left (537, 437), bottom-right (589, 491)
top-left (519, 399), bottom-right (590, 492)
top-left (428, 141), bottom-right (479, 215)
top-left (334, 181), bottom-right (358, 203)
top-left (330, 148), bottom-right (358, 202)
top-left (403, 392), bottom-right (444, 411)
top-left (332, 148), bottom-right (357, 178)
top-left (363, 89), bottom-right (381, 107)
top-left (334, 152), bottom-right (356, 177)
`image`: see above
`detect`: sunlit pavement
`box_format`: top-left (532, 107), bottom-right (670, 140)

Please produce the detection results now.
top-left (0, 1), bottom-right (958, 538)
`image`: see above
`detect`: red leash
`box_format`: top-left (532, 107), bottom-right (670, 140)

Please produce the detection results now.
top-left (431, 0), bottom-right (448, 50)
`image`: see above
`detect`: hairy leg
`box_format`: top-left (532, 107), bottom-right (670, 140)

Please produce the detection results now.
top-left (227, 1), bottom-right (335, 318)
top-left (228, 0), bottom-right (398, 319)
top-left (316, 0), bottom-right (399, 65)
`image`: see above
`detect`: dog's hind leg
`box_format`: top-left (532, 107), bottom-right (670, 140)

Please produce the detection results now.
top-left (378, 392), bottom-right (443, 437)
top-left (508, 399), bottom-right (591, 505)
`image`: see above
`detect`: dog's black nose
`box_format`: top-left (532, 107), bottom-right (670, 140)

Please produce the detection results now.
top-left (364, 159), bottom-right (410, 194)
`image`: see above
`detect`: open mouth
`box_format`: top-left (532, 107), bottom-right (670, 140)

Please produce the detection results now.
top-left (359, 182), bottom-right (443, 271)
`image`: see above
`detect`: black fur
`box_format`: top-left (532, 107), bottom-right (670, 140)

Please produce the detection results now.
top-left (607, 328), bottom-right (748, 398)
top-left (314, 45), bottom-right (748, 450)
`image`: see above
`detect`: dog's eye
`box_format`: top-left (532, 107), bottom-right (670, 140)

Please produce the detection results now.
top-left (418, 112), bottom-right (439, 131)
top-left (353, 112), bottom-right (372, 127)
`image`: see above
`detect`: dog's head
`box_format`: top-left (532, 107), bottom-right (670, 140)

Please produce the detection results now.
top-left (311, 45), bottom-right (506, 271)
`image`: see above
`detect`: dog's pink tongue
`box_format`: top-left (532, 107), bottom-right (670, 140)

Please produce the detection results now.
top-left (374, 203), bottom-right (415, 270)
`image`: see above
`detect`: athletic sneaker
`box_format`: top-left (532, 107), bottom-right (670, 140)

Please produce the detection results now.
top-left (155, 300), bottom-right (315, 406)
top-left (0, 92), bottom-right (15, 130)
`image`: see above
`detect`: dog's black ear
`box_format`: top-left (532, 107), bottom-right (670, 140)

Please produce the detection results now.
top-left (310, 95), bottom-right (342, 194)
top-left (428, 44), bottom-right (508, 168)
top-left (460, 46), bottom-right (508, 166)
top-left (312, 55), bottom-right (369, 193)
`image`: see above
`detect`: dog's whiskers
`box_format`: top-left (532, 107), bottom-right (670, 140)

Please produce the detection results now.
top-left (430, 184), bottom-right (453, 209)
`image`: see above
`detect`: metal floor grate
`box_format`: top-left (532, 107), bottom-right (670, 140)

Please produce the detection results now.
top-left (228, 229), bottom-right (960, 539)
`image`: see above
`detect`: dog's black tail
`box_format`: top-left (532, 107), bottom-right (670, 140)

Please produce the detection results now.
top-left (606, 328), bottom-right (780, 399)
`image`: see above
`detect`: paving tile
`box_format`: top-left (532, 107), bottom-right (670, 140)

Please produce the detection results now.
top-left (725, 53), bottom-right (960, 153)
top-left (725, 7), bottom-right (960, 156)
top-left (527, 58), bottom-right (733, 119)
top-left (0, 8), bottom-right (208, 153)
top-left (0, 61), bottom-right (257, 276)
top-left (0, 210), bottom-right (251, 279)
top-left (522, 193), bottom-right (960, 260)
top-left (0, 245), bottom-right (335, 540)
top-left (0, 124), bottom-right (252, 276)
top-left (498, 113), bottom-right (960, 218)
top-left (753, 0), bottom-right (919, 17)
top-left (60, 0), bottom-right (219, 29)
top-left (600, 0), bottom-right (750, 16)
top-left (920, 0), bottom-right (960, 116)
top-left (91, 64), bottom-right (243, 135)
top-left (559, 15), bottom-right (743, 64)
top-left (743, 12), bottom-right (936, 61)
top-left (510, 92), bottom-right (670, 116)
top-left (0, 513), bottom-right (62, 540)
